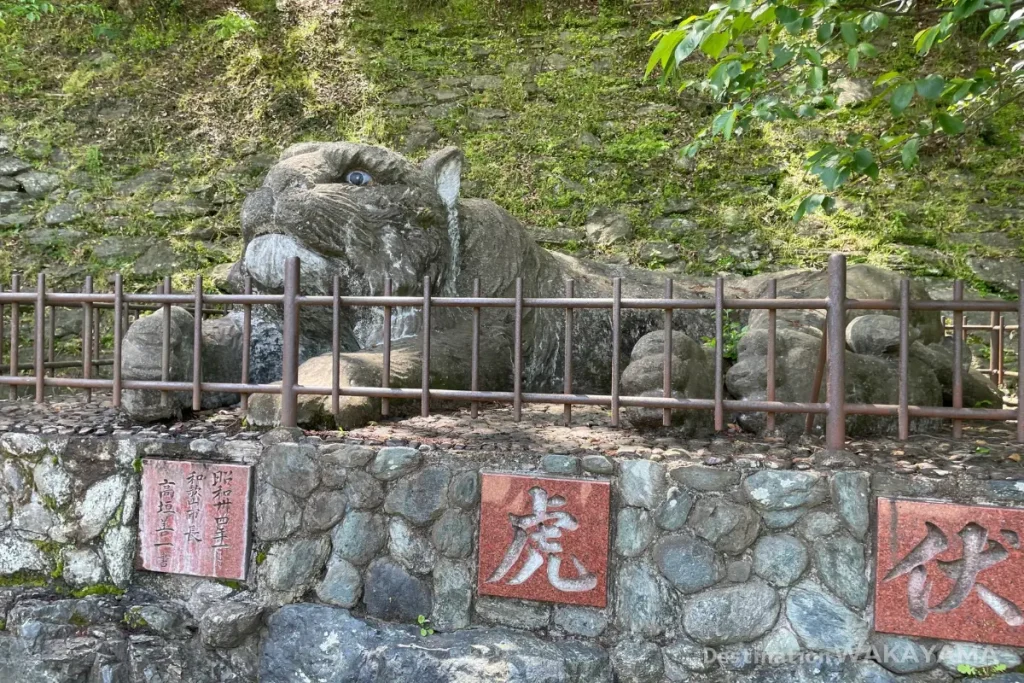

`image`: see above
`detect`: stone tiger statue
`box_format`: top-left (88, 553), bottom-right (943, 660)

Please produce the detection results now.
top-left (239, 142), bottom-right (721, 428)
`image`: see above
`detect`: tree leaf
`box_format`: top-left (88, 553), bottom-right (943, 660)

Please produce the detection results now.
top-left (914, 25), bottom-right (940, 55)
top-left (775, 6), bottom-right (800, 24)
top-left (861, 11), bottom-right (888, 32)
top-left (853, 147), bottom-right (874, 172)
top-left (848, 48), bottom-right (860, 71)
top-left (816, 21), bottom-right (834, 43)
top-left (808, 65), bottom-right (825, 91)
top-left (756, 33), bottom-right (769, 53)
top-left (701, 31), bottom-right (731, 59)
top-left (858, 42), bottom-right (878, 57)
top-left (793, 193), bottom-right (826, 221)
top-left (915, 74), bottom-right (945, 100)
top-left (937, 112), bottom-right (966, 134)
top-left (840, 21), bottom-right (859, 46)
top-left (771, 45), bottom-right (795, 68)
top-left (891, 83), bottom-right (915, 115)
top-left (803, 47), bottom-right (823, 65)
top-left (952, 0), bottom-right (985, 21)
top-left (901, 137), bottom-right (921, 168)
top-left (674, 25), bottom-right (711, 64)
top-left (874, 71), bottom-right (900, 86)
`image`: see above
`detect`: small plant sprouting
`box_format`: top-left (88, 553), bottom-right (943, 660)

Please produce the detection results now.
top-left (206, 10), bottom-right (258, 42)
top-left (703, 320), bottom-right (746, 363)
top-left (957, 662), bottom-right (1007, 678)
top-left (416, 614), bottom-right (434, 637)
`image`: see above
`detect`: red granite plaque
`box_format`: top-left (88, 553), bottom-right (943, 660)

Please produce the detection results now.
top-left (478, 472), bottom-right (610, 608)
top-left (875, 497), bottom-right (1024, 646)
top-left (139, 459), bottom-right (252, 580)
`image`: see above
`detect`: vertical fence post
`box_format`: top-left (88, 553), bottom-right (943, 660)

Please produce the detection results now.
top-left (161, 277), bottom-right (171, 409)
top-left (563, 279), bottom-right (573, 427)
top-left (898, 279), bottom-right (910, 440)
top-left (82, 277), bottom-right (92, 403)
top-left (34, 273), bottom-right (45, 403)
top-left (382, 276), bottom-right (392, 418)
top-left (998, 315), bottom-right (1006, 386)
top-left (952, 280), bottom-right (964, 439)
top-left (1018, 279), bottom-right (1023, 443)
top-left (192, 275), bottom-right (203, 413)
top-left (826, 253), bottom-right (847, 452)
top-left (421, 275), bottom-right (432, 418)
top-left (766, 279), bottom-right (777, 433)
top-left (990, 311), bottom-right (999, 381)
top-left (714, 277), bottom-right (724, 432)
top-left (9, 273), bottom-right (19, 400)
top-left (241, 276), bottom-right (252, 416)
top-left (47, 301), bottom-right (55, 367)
top-left (0, 285), bottom-right (5, 383)
top-left (663, 279), bottom-right (673, 427)
top-left (112, 273), bottom-right (123, 409)
top-left (513, 277), bottom-right (523, 422)
top-left (331, 275), bottom-right (341, 419)
top-left (280, 257), bottom-right (300, 428)
top-left (471, 278), bottom-right (480, 420)
top-left (611, 277), bottom-right (621, 428)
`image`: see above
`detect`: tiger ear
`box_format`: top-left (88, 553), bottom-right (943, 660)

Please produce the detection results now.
top-left (421, 147), bottom-right (462, 211)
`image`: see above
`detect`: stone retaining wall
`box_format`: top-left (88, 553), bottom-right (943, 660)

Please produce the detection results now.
top-left (3, 428), bottom-right (1024, 682)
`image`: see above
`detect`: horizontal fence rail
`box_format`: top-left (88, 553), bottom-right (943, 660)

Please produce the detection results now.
top-left (0, 254), bottom-right (1021, 450)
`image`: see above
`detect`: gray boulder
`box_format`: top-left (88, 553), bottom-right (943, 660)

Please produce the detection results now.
top-left (620, 329), bottom-right (714, 432)
top-left (727, 327), bottom-right (946, 436)
top-left (199, 601), bottom-right (263, 648)
top-left (121, 306), bottom-right (194, 421)
top-left (730, 265), bottom-right (999, 436)
top-left (198, 315), bottom-right (244, 409)
top-left (786, 580), bottom-right (869, 652)
top-left (682, 579), bottom-right (779, 645)
top-left (15, 171), bottom-right (60, 199)
top-left (845, 314), bottom-right (915, 356)
top-left (260, 604), bottom-right (610, 682)
top-left (585, 207), bottom-right (632, 245)
top-left (121, 307), bottom-right (244, 421)
top-left (363, 558), bottom-right (432, 622)
top-left (653, 531), bottom-right (724, 593)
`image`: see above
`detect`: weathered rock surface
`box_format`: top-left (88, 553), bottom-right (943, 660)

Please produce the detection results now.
top-left (363, 558), bottom-right (432, 622)
top-left (653, 531), bottom-right (724, 593)
top-left (121, 307), bottom-right (244, 421)
top-left (260, 604), bottom-right (611, 682)
top-left (752, 534), bottom-right (808, 587)
top-left (620, 330), bottom-right (714, 432)
top-left (728, 266), bottom-right (1000, 436)
top-left (0, 596), bottom-right (258, 683)
top-left (682, 579), bottom-right (779, 645)
top-left (786, 580), bottom-right (869, 652)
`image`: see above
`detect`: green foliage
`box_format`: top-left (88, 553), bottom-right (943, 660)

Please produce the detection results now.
top-left (0, 571), bottom-right (47, 588)
top-left (416, 614), bottom-right (435, 636)
top-left (0, 0), bottom-right (54, 26)
top-left (122, 607), bottom-right (149, 629)
top-left (70, 583), bottom-right (125, 598)
top-left (957, 662), bottom-right (1008, 677)
top-left (205, 9), bottom-right (258, 42)
top-left (648, 0), bottom-right (1024, 219)
top-left (703, 320), bottom-right (746, 362)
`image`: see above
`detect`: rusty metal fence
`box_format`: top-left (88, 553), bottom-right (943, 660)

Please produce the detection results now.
top-left (0, 253), bottom-right (1022, 450)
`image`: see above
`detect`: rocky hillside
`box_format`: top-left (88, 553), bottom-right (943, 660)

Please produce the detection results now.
top-left (0, 0), bottom-right (1022, 299)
